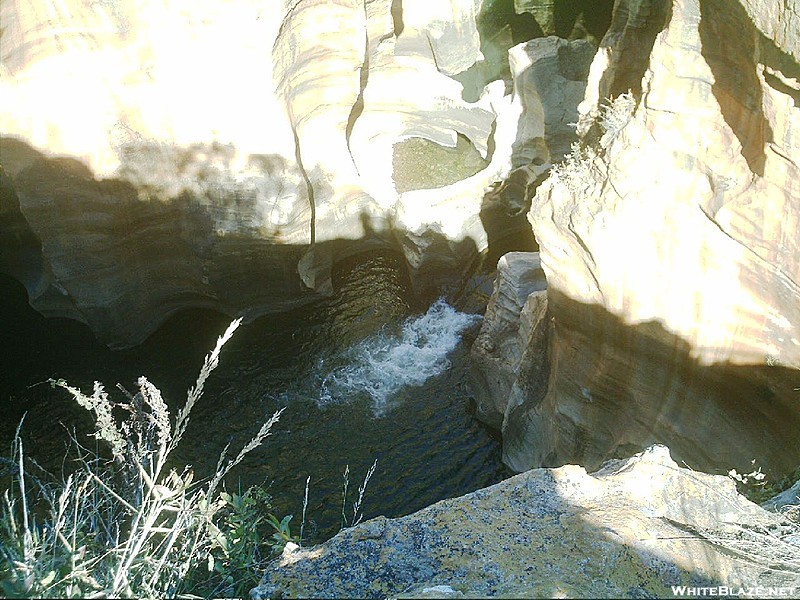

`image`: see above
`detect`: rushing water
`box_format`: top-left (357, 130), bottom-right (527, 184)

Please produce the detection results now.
top-left (318, 299), bottom-right (482, 414)
top-left (0, 251), bottom-right (508, 542)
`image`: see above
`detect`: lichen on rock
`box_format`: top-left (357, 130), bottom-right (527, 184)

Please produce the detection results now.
top-left (252, 445), bottom-right (800, 598)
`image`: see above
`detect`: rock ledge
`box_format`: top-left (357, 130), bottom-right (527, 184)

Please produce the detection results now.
top-left (252, 445), bottom-right (800, 599)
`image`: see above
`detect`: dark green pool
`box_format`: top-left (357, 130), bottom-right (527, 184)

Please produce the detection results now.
top-left (0, 252), bottom-right (508, 543)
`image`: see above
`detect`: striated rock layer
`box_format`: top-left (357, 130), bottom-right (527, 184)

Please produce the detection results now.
top-left (469, 252), bottom-right (550, 470)
top-left (0, 0), bottom-right (565, 347)
top-left (476, 0), bottom-right (800, 476)
top-left (252, 446), bottom-right (800, 598)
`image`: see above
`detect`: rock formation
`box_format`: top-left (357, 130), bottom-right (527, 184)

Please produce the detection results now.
top-left (478, 35), bottom-right (594, 264)
top-left (252, 445), bottom-right (800, 598)
top-left (513, 0), bottom-right (615, 45)
top-left (0, 0), bottom-right (568, 347)
top-left (469, 252), bottom-right (548, 434)
top-left (472, 0), bottom-right (800, 477)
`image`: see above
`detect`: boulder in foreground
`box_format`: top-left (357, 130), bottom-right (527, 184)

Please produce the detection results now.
top-left (252, 445), bottom-right (800, 599)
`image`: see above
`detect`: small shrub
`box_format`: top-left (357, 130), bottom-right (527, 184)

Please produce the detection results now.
top-left (548, 91), bottom-right (635, 198)
top-left (598, 91), bottom-right (636, 147)
top-left (549, 141), bottom-right (602, 195)
top-left (203, 485), bottom-right (279, 597)
top-left (733, 461), bottom-right (800, 507)
top-left (0, 319), bottom-right (290, 599)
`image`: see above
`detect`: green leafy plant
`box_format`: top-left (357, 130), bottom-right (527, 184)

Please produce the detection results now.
top-left (266, 513), bottom-right (298, 553)
top-left (267, 474), bottom-right (310, 554)
top-left (202, 485), bottom-right (278, 597)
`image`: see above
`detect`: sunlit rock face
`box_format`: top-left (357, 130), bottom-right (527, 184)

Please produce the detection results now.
top-left (477, 36), bottom-right (594, 266)
top-left (516, 0), bottom-right (800, 475)
top-left (508, 36), bottom-right (595, 166)
top-left (252, 446), bottom-right (800, 598)
top-left (0, 0), bottom-right (534, 346)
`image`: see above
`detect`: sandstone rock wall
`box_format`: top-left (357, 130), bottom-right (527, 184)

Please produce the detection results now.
top-left (513, 0), bottom-right (614, 45)
top-left (477, 35), bottom-right (594, 265)
top-left (0, 0), bottom-right (548, 346)
top-left (252, 446), bottom-right (800, 598)
top-left (477, 0), bottom-right (800, 476)
top-left (469, 253), bottom-right (548, 458)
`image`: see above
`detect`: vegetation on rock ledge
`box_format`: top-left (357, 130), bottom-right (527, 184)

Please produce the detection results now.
top-left (0, 320), bottom-right (294, 599)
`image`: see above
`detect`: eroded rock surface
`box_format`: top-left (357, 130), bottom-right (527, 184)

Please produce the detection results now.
top-left (513, 0), bottom-right (615, 45)
top-left (509, 36), bottom-right (595, 165)
top-left (478, 35), bottom-right (594, 263)
top-left (469, 252), bottom-right (549, 470)
top-left (252, 446), bottom-right (800, 598)
top-left (0, 0), bottom-right (567, 346)
top-left (495, 0), bottom-right (800, 475)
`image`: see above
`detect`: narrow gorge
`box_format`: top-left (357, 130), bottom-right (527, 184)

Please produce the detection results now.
top-left (2, 0), bottom-right (800, 598)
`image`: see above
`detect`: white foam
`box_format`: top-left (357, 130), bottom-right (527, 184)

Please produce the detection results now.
top-left (318, 299), bottom-right (481, 414)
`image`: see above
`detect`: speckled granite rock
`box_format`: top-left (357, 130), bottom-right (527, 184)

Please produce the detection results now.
top-left (251, 446), bottom-right (800, 599)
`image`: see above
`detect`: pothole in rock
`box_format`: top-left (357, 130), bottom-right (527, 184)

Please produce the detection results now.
top-left (392, 134), bottom-right (489, 193)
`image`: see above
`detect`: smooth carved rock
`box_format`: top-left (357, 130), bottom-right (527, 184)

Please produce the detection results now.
top-left (477, 36), bottom-right (593, 262)
top-left (509, 36), bottom-right (595, 165)
top-left (467, 37), bottom-right (590, 465)
top-left (4, 144), bottom-right (315, 346)
top-left (252, 445), bottom-right (800, 598)
top-left (0, 0), bottom-right (556, 346)
top-left (469, 253), bottom-right (547, 429)
top-left (512, 0), bottom-right (800, 475)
